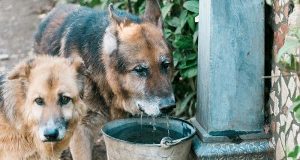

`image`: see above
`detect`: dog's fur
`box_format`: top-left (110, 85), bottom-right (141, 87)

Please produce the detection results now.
top-left (0, 56), bottom-right (86, 160)
top-left (34, 1), bottom-right (174, 159)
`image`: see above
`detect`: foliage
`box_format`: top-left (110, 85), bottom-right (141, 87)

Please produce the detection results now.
top-left (288, 145), bottom-right (300, 160)
top-left (281, 27), bottom-right (300, 158)
top-left (292, 96), bottom-right (300, 122)
top-left (287, 96), bottom-right (300, 159)
top-left (275, 7), bottom-right (300, 158)
top-left (277, 27), bottom-right (300, 75)
top-left (67, 0), bottom-right (199, 118)
top-left (164, 0), bottom-right (198, 118)
top-left (278, 27), bottom-right (300, 158)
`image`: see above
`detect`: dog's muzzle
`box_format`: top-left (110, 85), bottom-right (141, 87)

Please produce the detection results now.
top-left (43, 127), bottom-right (60, 141)
top-left (158, 96), bottom-right (176, 114)
top-left (39, 119), bottom-right (67, 142)
top-left (136, 95), bottom-right (176, 116)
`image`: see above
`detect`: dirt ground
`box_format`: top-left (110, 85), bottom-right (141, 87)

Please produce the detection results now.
top-left (0, 0), bottom-right (54, 72)
top-left (0, 0), bottom-right (107, 159)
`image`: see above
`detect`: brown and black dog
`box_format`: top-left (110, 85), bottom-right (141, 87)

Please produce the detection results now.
top-left (34, 1), bottom-right (175, 159)
top-left (0, 56), bottom-right (86, 159)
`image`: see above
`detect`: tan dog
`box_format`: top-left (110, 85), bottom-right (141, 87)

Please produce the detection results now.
top-left (0, 56), bottom-right (86, 160)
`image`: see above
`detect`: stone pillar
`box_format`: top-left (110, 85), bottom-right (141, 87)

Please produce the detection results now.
top-left (191, 0), bottom-right (273, 159)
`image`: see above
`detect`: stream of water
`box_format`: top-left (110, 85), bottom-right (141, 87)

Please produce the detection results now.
top-left (166, 115), bottom-right (170, 137)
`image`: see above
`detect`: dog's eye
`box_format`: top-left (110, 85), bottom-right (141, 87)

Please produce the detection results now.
top-left (34, 97), bottom-right (45, 106)
top-left (133, 65), bottom-right (149, 77)
top-left (162, 61), bottom-right (170, 70)
top-left (59, 96), bottom-right (71, 106)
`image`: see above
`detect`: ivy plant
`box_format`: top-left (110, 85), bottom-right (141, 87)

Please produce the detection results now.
top-left (280, 27), bottom-right (300, 160)
top-left (277, 27), bottom-right (300, 75)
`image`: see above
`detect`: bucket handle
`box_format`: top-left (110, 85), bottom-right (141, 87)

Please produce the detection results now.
top-left (160, 137), bottom-right (186, 148)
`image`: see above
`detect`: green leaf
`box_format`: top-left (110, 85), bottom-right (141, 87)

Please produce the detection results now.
top-left (187, 14), bottom-right (196, 31)
top-left (293, 96), bottom-right (300, 123)
top-left (294, 106), bottom-right (300, 123)
top-left (177, 53), bottom-right (197, 69)
top-left (279, 54), bottom-right (300, 73)
top-left (173, 50), bottom-right (183, 67)
top-left (173, 35), bottom-right (193, 49)
top-left (183, 1), bottom-right (199, 13)
top-left (288, 146), bottom-right (300, 158)
top-left (137, 1), bottom-right (146, 14)
top-left (178, 63), bottom-right (196, 70)
top-left (167, 17), bottom-right (180, 27)
top-left (193, 28), bottom-right (198, 44)
top-left (80, 0), bottom-right (92, 3)
top-left (164, 28), bottom-right (172, 39)
top-left (175, 10), bottom-right (188, 34)
top-left (181, 66), bottom-right (197, 78)
top-left (277, 37), bottom-right (300, 63)
top-left (293, 96), bottom-right (300, 106)
top-left (290, 55), bottom-right (300, 71)
top-left (161, 2), bottom-right (173, 19)
top-left (289, 27), bottom-right (300, 37)
top-left (185, 53), bottom-right (197, 61)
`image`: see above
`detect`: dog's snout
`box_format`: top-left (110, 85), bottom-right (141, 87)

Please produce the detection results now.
top-left (159, 96), bottom-right (176, 114)
top-left (39, 118), bottom-right (67, 142)
top-left (44, 128), bottom-right (59, 141)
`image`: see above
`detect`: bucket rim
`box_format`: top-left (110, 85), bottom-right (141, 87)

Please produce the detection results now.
top-left (101, 116), bottom-right (196, 147)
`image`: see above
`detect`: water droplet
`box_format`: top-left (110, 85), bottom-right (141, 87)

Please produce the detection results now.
top-left (166, 115), bottom-right (170, 137)
top-left (140, 112), bottom-right (143, 136)
top-left (152, 117), bottom-right (156, 131)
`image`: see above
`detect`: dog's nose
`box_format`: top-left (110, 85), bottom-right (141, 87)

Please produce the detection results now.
top-left (159, 96), bottom-right (176, 114)
top-left (44, 128), bottom-right (59, 141)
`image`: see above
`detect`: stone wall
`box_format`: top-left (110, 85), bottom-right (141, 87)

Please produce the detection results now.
top-left (270, 0), bottom-right (300, 159)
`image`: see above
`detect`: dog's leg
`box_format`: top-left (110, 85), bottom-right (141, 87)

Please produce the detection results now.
top-left (69, 124), bottom-right (93, 160)
top-left (69, 76), bottom-right (110, 159)
top-left (70, 109), bottom-right (108, 160)
top-left (70, 82), bottom-right (110, 160)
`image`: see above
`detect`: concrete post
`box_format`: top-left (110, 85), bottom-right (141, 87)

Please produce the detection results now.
top-left (191, 0), bottom-right (273, 159)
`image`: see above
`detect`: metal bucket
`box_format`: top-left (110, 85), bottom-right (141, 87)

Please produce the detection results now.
top-left (101, 117), bottom-right (196, 160)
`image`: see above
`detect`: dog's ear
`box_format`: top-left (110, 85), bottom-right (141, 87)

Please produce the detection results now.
top-left (8, 58), bottom-right (35, 80)
top-left (108, 4), bottom-right (132, 27)
top-left (67, 56), bottom-right (88, 99)
top-left (67, 56), bottom-right (89, 76)
top-left (143, 0), bottom-right (163, 29)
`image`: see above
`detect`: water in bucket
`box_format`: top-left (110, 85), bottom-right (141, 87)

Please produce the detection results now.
top-left (111, 120), bottom-right (183, 144)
